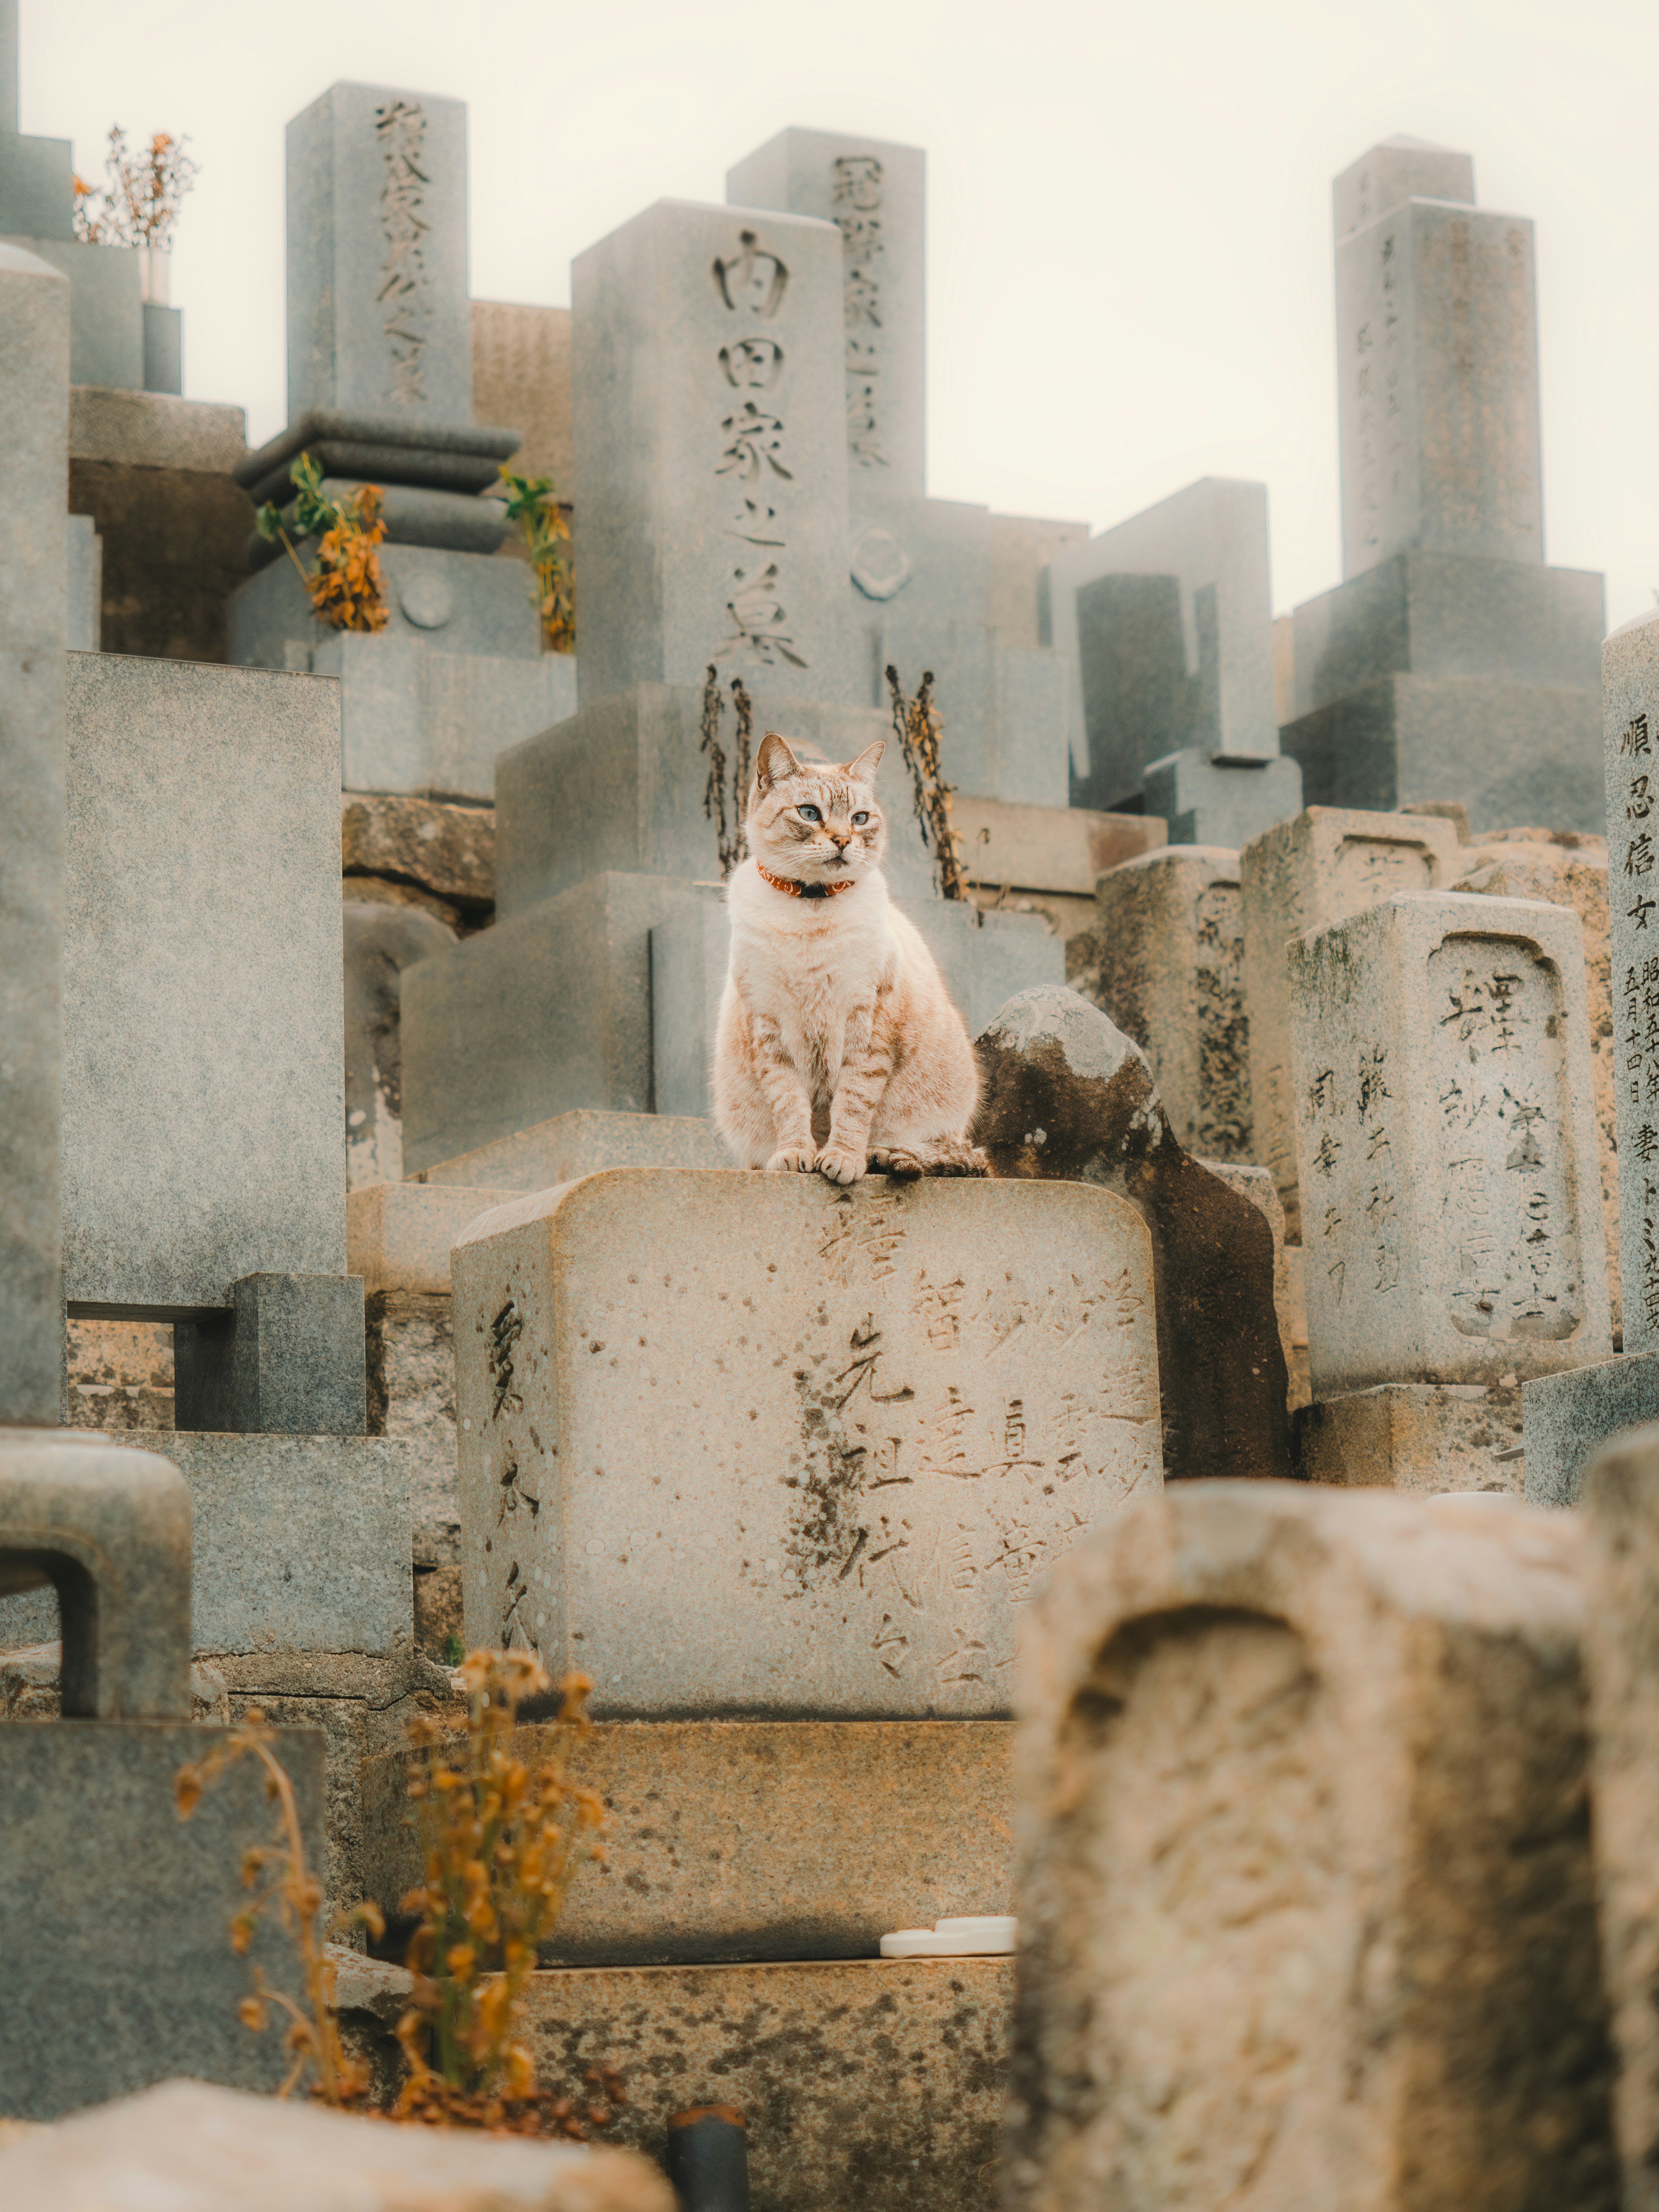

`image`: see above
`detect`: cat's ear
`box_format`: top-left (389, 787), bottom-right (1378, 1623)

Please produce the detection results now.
top-left (845, 739), bottom-right (885, 787)
top-left (755, 730), bottom-right (803, 790)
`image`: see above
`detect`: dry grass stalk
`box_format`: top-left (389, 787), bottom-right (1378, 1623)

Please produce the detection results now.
top-left (175, 1708), bottom-right (384, 2107)
top-left (884, 664), bottom-right (969, 902)
top-left (393, 1651), bottom-right (615, 2135)
top-left (699, 668), bottom-right (756, 879)
top-left (255, 453), bottom-right (389, 634)
top-left (73, 125), bottom-right (197, 248)
top-left (499, 470), bottom-right (575, 653)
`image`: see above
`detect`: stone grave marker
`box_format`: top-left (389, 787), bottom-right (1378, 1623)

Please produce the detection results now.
top-left (1005, 1480), bottom-right (1615, 2211)
top-left (1241, 806), bottom-right (1462, 1238)
top-left (451, 1173), bottom-right (1161, 1718)
top-left (1290, 892), bottom-right (1610, 1398)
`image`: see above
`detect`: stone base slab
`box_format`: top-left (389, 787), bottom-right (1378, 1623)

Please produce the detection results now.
top-left (1293, 1382), bottom-right (1524, 1493)
top-left (362, 1717), bottom-right (1013, 1965)
top-left (414, 1108), bottom-right (732, 1191)
top-left (1522, 1352), bottom-right (1659, 1508)
top-left (348, 1183), bottom-right (517, 1295)
top-left (517, 1957), bottom-right (1008, 2212)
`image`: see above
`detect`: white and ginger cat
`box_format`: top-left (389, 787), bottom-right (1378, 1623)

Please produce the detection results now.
top-left (713, 730), bottom-right (988, 1185)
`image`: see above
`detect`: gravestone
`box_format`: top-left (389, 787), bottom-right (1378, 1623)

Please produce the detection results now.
top-left (572, 195), bottom-right (857, 709)
top-left (451, 1173), bottom-right (1162, 1718)
top-left (1281, 139), bottom-right (1604, 834)
top-left (1089, 849), bottom-right (1252, 1163)
top-left (1240, 806), bottom-right (1462, 1238)
top-left (0, 243), bottom-right (67, 1426)
top-left (1290, 892), bottom-right (1611, 1491)
top-left (1524, 612), bottom-right (1659, 1502)
top-left (1006, 1481), bottom-right (1615, 2211)
top-left (1042, 477), bottom-right (1300, 842)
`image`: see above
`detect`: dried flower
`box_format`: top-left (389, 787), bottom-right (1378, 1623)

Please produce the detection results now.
top-left (255, 453), bottom-right (388, 634)
top-left (499, 470), bottom-right (575, 653)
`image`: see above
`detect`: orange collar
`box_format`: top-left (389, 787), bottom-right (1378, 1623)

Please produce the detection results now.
top-left (757, 862), bottom-right (858, 900)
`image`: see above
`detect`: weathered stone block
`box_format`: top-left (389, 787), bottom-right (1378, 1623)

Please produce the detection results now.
top-left (174, 1273), bottom-right (366, 1436)
top-left (341, 792), bottom-right (495, 911)
top-left (399, 871), bottom-right (690, 1172)
top-left (69, 454), bottom-right (254, 663)
top-left (1241, 806), bottom-right (1462, 1235)
top-left (1290, 892), bottom-right (1611, 1392)
top-left (119, 1430), bottom-right (413, 1657)
top-left (69, 386), bottom-right (246, 470)
top-left (349, 1182), bottom-right (516, 1295)
top-left (63, 656), bottom-right (346, 1315)
top-left (363, 1717), bottom-right (1013, 1964)
top-left (571, 197), bottom-right (858, 708)
top-left (414, 1108), bottom-right (732, 1190)
top-left (0, 234), bottom-right (143, 389)
top-left (1580, 1425), bottom-right (1659, 2211)
top-left (343, 899), bottom-right (458, 1193)
top-left (453, 1173), bottom-right (1161, 1719)
top-left (1605, 609), bottom-right (1659, 1356)
top-left (230, 540), bottom-right (542, 669)
top-left (1293, 1381), bottom-right (1524, 1493)
top-left (65, 1317), bottom-right (174, 1432)
top-left (1523, 1353), bottom-right (1659, 1509)
top-left (1006, 1481), bottom-right (1615, 2211)
top-left (0, 1724), bottom-right (326, 2120)
top-left (472, 298), bottom-right (572, 487)
top-left (1089, 847), bottom-right (1252, 1162)
top-left (1280, 672), bottom-right (1603, 835)
top-left (1141, 746), bottom-right (1301, 848)
top-left (519, 1958), bottom-right (1008, 2212)
top-left (1333, 133), bottom-right (1473, 237)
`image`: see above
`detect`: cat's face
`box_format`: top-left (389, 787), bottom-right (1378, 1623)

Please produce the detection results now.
top-left (747, 733), bottom-right (888, 886)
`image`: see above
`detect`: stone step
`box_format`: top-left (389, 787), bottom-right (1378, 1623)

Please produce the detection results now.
top-left (362, 1717), bottom-right (1013, 1964)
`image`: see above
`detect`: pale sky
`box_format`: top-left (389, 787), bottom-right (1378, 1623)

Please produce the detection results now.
top-left (20, 0), bottom-right (1659, 630)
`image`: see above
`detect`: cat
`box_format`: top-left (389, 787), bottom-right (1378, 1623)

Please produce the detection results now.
top-left (712, 730), bottom-right (988, 1184)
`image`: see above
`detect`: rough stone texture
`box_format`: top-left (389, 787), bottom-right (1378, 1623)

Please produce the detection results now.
top-left (1198, 1160), bottom-right (1297, 1406)
top-left (1088, 847), bottom-right (1252, 1163)
top-left (0, 1435), bottom-right (191, 1717)
top-left (173, 1273), bottom-right (367, 1437)
top-left (412, 1520), bottom-right (463, 1660)
top-left (1284, 1243), bottom-right (1312, 1409)
top-left (217, 1648), bottom-right (459, 1918)
top-left (343, 792), bottom-right (496, 911)
top-left (0, 1639), bottom-right (230, 1724)
top-left (1580, 1425), bottom-right (1659, 2212)
top-left (350, 1183), bottom-right (517, 1295)
top-left (232, 540), bottom-right (543, 668)
top-left (287, 83), bottom-right (473, 422)
top-left (571, 198), bottom-right (858, 710)
top-left (63, 656), bottom-right (347, 1315)
top-left (1140, 747), bottom-right (1302, 850)
top-left (65, 511), bottom-right (98, 651)
top-left (400, 872), bottom-right (695, 1171)
top-left (956, 795), bottom-right (1163, 941)
top-left (363, 1717), bottom-right (1014, 1964)
top-left (473, 298), bottom-right (572, 488)
top-left (0, 2077), bottom-right (671, 2208)
top-left (65, 1317), bottom-right (174, 1431)
top-left (344, 901), bottom-right (459, 1193)
top-left (1291, 550), bottom-right (1604, 720)
top-left (1006, 1480), bottom-right (1616, 2212)
top-left (1280, 672), bottom-right (1604, 836)
top-left (0, 244), bottom-right (67, 1422)
top-left (1454, 836), bottom-right (1618, 1334)
top-left (1042, 478), bottom-right (1278, 807)
top-left (416, 1109), bottom-right (732, 1190)
top-left (68, 457), bottom-right (254, 663)
top-left (1337, 175), bottom-right (1542, 577)
top-left (453, 1172), bottom-right (1161, 1718)
top-left (1290, 892), bottom-right (1611, 1393)
top-left (0, 235), bottom-right (143, 390)
top-left (1605, 610), bottom-right (1659, 1356)
top-left (1241, 806), bottom-right (1462, 1238)
top-left (971, 987), bottom-right (1290, 1483)
top-left (117, 1430), bottom-right (413, 1659)
top-left (1293, 1382), bottom-right (1525, 1493)
top-left (0, 1725), bottom-right (327, 2120)
top-left (1522, 1353), bottom-right (1659, 1509)
top-left (494, 682), bottom-right (934, 913)
top-left (520, 1958), bottom-right (1008, 2212)
top-left (727, 128), bottom-right (926, 504)
top-left (363, 1284), bottom-right (464, 1528)
top-left (69, 386), bottom-right (246, 470)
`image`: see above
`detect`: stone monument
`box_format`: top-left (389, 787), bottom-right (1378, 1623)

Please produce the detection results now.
top-left (1279, 136), bottom-right (1604, 834)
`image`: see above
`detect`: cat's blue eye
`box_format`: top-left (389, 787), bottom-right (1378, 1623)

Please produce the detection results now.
top-left (798, 804), bottom-right (822, 821)
top-left (852, 811), bottom-right (869, 825)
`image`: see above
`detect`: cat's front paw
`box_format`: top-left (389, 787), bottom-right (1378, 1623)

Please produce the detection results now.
top-left (814, 1143), bottom-right (866, 1187)
top-left (766, 1146), bottom-right (818, 1173)
top-left (868, 1146), bottom-right (923, 1178)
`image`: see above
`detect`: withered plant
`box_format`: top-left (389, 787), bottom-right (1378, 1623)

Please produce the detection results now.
top-left (256, 453), bottom-right (389, 635)
top-left (393, 1650), bottom-right (614, 2134)
top-left (499, 470), bottom-right (575, 653)
top-left (175, 1708), bottom-right (384, 2106)
top-left (74, 125), bottom-right (198, 248)
top-left (885, 664), bottom-right (969, 903)
top-left (699, 666), bottom-right (756, 878)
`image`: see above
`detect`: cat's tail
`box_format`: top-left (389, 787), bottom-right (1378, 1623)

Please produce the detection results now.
top-left (869, 1136), bottom-right (989, 1179)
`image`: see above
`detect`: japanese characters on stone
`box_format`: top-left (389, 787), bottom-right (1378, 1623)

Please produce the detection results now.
top-left (712, 227), bottom-right (808, 670)
top-left (1615, 709), bottom-right (1659, 1341)
top-left (374, 97), bottom-right (432, 407)
top-left (831, 153), bottom-right (887, 473)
